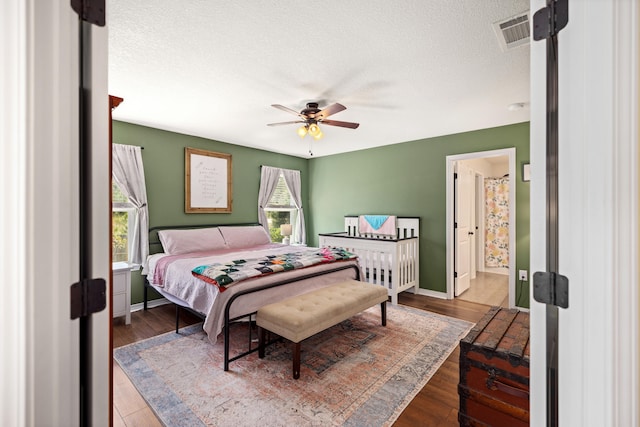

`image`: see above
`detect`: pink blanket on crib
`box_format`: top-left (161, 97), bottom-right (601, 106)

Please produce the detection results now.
top-left (358, 215), bottom-right (397, 236)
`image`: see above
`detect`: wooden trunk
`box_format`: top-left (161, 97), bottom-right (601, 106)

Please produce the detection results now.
top-left (458, 306), bottom-right (530, 427)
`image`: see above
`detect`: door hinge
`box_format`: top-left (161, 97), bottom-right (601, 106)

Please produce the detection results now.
top-left (533, 0), bottom-right (569, 41)
top-left (533, 271), bottom-right (569, 308)
top-left (454, 271), bottom-right (458, 278)
top-left (454, 173), bottom-right (458, 179)
top-left (71, 0), bottom-right (106, 26)
top-left (70, 278), bottom-right (107, 319)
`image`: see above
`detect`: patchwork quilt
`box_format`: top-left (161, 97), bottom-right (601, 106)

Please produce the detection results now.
top-left (191, 247), bottom-right (357, 291)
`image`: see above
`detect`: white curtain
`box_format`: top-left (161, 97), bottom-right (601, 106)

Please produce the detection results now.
top-left (112, 144), bottom-right (149, 265)
top-left (282, 168), bottom-right (306, 244)
top-left (257, 166), bottom-right (281, 235)
top-left (258, 165), bottom-right (307, 244)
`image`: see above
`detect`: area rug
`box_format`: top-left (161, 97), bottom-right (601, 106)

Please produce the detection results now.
top-left (114, 305), bottom-right (472, 427)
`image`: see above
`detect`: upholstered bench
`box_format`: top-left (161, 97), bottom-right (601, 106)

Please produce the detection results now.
top-left (256, 279), bottom-right (388, 379)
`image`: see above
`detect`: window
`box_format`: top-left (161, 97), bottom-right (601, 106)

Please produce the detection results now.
top-left (112, 181), bottom-right (136, 262)
top-left (258, 165), bottom-right (305, 245)
top-left (264, 174), bottom-right (298, 243)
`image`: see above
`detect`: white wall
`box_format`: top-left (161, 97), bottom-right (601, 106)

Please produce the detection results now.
top-left (460, 157), bottom-right (509, 177)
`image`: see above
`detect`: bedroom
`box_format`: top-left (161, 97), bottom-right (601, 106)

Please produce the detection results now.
top-left (108, 1), bottom-right (531, 424)
top-left (3, 1), bottom-right (637, 426)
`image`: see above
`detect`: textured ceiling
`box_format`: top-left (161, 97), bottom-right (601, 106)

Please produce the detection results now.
top-left (108, 0), bottom-right (530, 158)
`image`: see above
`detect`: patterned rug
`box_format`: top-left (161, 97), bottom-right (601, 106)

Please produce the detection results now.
top-left (114, 304), bottom-right (472, 427)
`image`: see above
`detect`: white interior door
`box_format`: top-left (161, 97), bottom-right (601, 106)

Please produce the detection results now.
top-left (455, 162), bottom-right (474, 296)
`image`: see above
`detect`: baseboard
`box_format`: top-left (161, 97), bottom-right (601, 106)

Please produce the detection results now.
top-left (484, 267), bottom-right (509, 275)
top-left (130, 297), bottom-right (170, 313)
top-left (413, 288), bottom-right (448, 300)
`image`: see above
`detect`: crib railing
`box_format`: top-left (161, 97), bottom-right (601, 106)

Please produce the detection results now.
top-left (344, 216), bottom-right (419, 239)
top-left (319, 225), bottom-right (419, 304)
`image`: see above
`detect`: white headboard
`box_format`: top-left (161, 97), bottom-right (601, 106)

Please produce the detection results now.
top-left (344, 216), bottom-right (419, 239)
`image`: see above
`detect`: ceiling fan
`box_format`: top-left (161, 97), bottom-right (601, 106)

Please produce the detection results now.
top-left (267, 102), bottom-right (360, 140)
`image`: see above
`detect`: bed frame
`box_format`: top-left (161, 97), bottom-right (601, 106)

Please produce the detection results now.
top-left (143, 223), bottom-right (260, 311)
top-left (142, 223), bottom-right (361, 371)
top-left (318, 216), bottom-right (420, 304)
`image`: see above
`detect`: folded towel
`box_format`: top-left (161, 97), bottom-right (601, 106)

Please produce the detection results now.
top-left (359, 215), bottom-right (397, 236)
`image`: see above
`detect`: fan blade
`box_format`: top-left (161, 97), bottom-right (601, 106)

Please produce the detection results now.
top-left (320, 119), bottom-right (360, 129)
top-left (315, 103), bottom-right (346, 120)
top-left (271, 104), bottom-right (304, 118)
top-left (267, 121), bottom-right (305, 127)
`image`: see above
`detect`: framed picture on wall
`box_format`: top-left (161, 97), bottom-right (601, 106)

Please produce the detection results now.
top-left (185, 147), bottom-right (232, 213)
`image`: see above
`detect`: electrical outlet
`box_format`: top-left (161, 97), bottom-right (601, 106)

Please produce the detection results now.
top-left (519, 270), bottom-right (528, 281)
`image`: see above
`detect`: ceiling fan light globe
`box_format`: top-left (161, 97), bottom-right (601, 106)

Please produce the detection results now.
top-left (313, 130), bottom-right (323, 140)
top-left (308, 123), bottom-right (320, 136)
top-left (297, 126), bottom-right (308, 138)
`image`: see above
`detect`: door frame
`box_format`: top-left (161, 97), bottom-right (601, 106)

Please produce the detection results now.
top-left (1, 1), bottom-right (111, 424)
top-left (446, 148), bottom-right (516, 306)
top-left (529, 0), bottom-right (638, 424)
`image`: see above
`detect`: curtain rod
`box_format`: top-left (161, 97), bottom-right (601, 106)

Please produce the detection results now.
top-left (260, 165), bottom-right (298, 171)
top-left (113, 143), bottom-right (144, 149)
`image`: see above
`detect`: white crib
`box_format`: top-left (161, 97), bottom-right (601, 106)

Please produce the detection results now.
top-left (318, 216), bottom-right (419, 304)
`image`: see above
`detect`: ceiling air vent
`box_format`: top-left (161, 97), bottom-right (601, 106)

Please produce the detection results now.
top-left (493, 11), bottom-right (530, 51)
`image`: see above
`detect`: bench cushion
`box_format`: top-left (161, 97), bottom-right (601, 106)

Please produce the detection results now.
top-left (256, 280), bottom-right (388, 343)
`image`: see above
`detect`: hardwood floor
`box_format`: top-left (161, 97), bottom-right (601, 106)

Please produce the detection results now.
top-left (112, 294), bottom-right (493, 426)
top-left (112, 306), bottom-right (203, 426)
top-left (392, 294), bottom-right (491, 426)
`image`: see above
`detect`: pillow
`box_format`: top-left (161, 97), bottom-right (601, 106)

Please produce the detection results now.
top-left (218, 225), bottom-right (271, 249)
top-left (158, 227), bottom-right (227, 255)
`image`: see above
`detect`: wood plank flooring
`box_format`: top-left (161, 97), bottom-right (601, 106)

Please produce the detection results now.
top-left (113, 295), bottom-right (493, 426)
top-left (393, 294), bottom-right (490, 426)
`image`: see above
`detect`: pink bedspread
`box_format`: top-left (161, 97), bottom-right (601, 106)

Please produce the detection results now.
top-left (145, 244), bottom-right (362, 344)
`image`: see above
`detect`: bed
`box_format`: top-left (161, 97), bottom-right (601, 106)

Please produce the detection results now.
top-left (142, 223), bottom-right (362, 370)
top-left (318, 216), bottom-right (419, 304)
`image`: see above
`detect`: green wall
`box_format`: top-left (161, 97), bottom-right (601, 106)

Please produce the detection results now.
top-left (307, 122), bottom-right (530, 307)
top-left (113, 121), bottom-right (309, 304)
top-left (114, 120), bottom-right (530, 308)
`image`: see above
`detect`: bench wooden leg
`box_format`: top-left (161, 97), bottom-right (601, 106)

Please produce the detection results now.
top-left (293, 342), bottom-right (301, 379)
top-left (381, 301), bottom-right (387, 326)
top-left (258, 327), bottom-right (266, 358)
